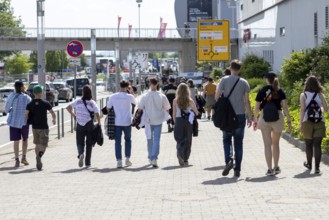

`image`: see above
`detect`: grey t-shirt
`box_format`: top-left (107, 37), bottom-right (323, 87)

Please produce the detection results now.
top-left (217, 75), bottom-right (250, 115)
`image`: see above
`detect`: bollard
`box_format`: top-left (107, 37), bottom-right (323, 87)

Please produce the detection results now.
top-left (61, 108), bottom-right (64, 137)
top-left (71, 112), bottom-right (74, 133)
top-left (57, 110), bottom-right (60, 139)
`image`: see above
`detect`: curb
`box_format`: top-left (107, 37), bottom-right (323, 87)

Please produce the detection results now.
top-left (281, 132), bottom-right (329, 165)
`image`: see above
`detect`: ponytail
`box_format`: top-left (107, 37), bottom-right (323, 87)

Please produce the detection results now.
top-left (271, 78), bottom-right (280, 98)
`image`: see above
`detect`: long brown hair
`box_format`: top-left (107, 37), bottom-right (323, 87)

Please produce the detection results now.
top-left (304, 75), bottom-right (323, 93)
top-left (176, 83), bottom-right (191, 110)
top-left (82, 85), bottom-right (92, 100)
top-left (267, 77), bottom-right (280, 98)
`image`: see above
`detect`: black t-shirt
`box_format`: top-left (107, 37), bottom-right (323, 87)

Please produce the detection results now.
top-left (162, 84), bottom-right (177, 104)
top-left (26, 99), bottom-right (52, 129)
top-left (255, 85), bottom-right (286, 110)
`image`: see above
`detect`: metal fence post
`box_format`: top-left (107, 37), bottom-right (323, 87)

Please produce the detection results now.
top-left (57, 110), bottom-right (60, 139)
top-left (61, 108), bottom-right (64, 137)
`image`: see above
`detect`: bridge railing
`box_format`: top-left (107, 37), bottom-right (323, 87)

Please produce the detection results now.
top-left (0, 27), bottom-right (239, 39)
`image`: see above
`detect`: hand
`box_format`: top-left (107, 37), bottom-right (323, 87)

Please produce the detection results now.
top-left (52, 119), bottom-right (56, 125)
top-left (299, 124), bottom-right (303, 133)
top-left (253, 120), bottom-right (258, 131)
top-left (247, 118), bottom-right (252, 128)
top-left (287, 121), bottom-right (292, 133)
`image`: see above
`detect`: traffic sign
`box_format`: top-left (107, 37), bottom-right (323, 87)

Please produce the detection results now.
top-left (197, 20), bottom-right (230, 61)
top-left (69, 58), bottom-right (81, 66)
top-left (67, 40), bottom-right (84, 58)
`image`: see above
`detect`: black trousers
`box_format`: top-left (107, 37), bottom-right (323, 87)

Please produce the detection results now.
top-left (305, 138), bottom-right (322, 169)
top-left (174, 117), bottom-right (193, 161)
top-left (76, 121), bottom-right (94, 165)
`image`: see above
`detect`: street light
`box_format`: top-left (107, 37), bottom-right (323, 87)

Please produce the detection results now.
top-left (136, 0), bottom-right (142, 38)
top-left (37, 0), bottom-right (45, 98)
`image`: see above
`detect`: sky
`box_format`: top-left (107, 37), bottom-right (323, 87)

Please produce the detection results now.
top-left (10, 0), bottom-right (177, 29)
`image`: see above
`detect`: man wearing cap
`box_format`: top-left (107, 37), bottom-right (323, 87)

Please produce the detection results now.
top-left (4, 81), bottom-right (31, 167)
top-left (25, 84), bottom-right (56, 170)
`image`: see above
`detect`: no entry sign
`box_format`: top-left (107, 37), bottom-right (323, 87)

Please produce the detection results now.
top-left (66, 40), bottom-right (84, 58)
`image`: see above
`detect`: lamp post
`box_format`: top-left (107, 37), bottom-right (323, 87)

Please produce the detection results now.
top-left (91, 29), bottom-right (97, 101)
top-left (136, 0), bottom-right (142, 38)
top-left (37, 0), bottom-right (45, 98)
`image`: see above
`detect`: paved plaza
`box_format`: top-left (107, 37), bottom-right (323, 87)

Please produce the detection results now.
top-left (0, 118), bottom-right (329, 220)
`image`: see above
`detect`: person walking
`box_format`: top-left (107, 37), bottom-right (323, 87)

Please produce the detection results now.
top-left (4, 81), bottom-right (31, 167)
top-left (162, 77), bottom-right (177, 132)
top-left (203, 77), bottom-right (216, 120)
top-left (299, 76), bottom-right (327, 174)
top-left (66, 85), bottom-right (101, 168)
top-left (138, 78), bottom-right (171, 167)
top-left (107, 80), bottom-right (137, 168)
top-left (215, 60), bottom-right (252, 178)
top-left (25, 84), bottom-right (56, 170)
top-left (187, 79), bottom-right (197, 105)
top-left (253, 73), bottom-right (292, 176)
top-left (173, 83), bottom-right (199, 166)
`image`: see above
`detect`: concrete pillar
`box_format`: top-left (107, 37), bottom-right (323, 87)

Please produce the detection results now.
top-left (180, 41), bottom-right (197, 72)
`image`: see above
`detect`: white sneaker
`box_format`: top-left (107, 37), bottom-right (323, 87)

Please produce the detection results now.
top-left (148, 159), bottom-right (152, 164)
top-left (117, 160), bottom-right (123, 168)
top-left (151, 159), bottom-right (158, 167)
top-left (125, 159), bottom-right (132, 167)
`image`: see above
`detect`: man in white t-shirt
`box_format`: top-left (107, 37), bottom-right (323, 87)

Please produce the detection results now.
top-left (138, 78), bottom-right (171, 167)
top-left (107, 80), bottom-right (137, 168)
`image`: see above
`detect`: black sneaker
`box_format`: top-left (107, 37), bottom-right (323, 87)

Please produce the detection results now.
top-left (315, 168), bottom-right (320, 174)
top-left (234, 170), bottom-right (240, 178)
top-left (303, 162), bottom-right (312, 170)
top-left (177, 155), bottom-right (184, 166)
top-left (273, 167), bottom-right (281, 175)
top-left (184, 161), bottom-right (189, 166)
top-left (222, 160), bottom-right (234, 176)
top-left (36, 156), bottom-right (42, 170)
top-left (266, 169), bottom-right (274, 176)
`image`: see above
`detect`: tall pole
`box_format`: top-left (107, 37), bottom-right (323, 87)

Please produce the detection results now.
top-left (136, 0), bottom-right (142, 38)
top-left (115, 42), bottom-right (120, 92)
top-left (37, 0), bottom-right (45, 99)
top-left (91, 29), bottom-right (97, 101)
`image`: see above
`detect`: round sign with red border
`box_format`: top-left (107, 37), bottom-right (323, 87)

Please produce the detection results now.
top-left (66, 40), bottom-right (84, 58)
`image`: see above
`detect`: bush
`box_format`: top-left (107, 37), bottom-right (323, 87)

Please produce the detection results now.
top-left (248, 78), bottom-right (266, 90)
top-left (210, 67), bottom-right (223, 80)
top-left (240, 54), bottom-right (271, 78)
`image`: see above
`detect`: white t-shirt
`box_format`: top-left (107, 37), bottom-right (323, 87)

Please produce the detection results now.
top-left (138, 91), bottom-right (171, 125)
top-left (71, 99), bottom-right (99, 126)
top-left (107, 92), bottom-right (137, 126)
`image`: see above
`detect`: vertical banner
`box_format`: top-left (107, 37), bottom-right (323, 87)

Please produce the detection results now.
top-left (161, 23), bottom-right (167, 38)
top-left (117, 16), bottom-right (122, 37)
top-left (128, 24), bottom-right (132, 38)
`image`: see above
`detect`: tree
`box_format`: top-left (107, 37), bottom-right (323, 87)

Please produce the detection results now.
top-left (29, 51), bottom-right (38, 73)
top-left (210, 67), bottom-right (223, 80)
top-left (0, 0), bottom-right (24, 61)
top-left (4, 54), bottom-right (32, 74)
top-left (45, 50), bottom-right (68, 72)
top-left (80, 53), bottom-right (87, 67)
top-left (240, 54), bottom-right (271, 78)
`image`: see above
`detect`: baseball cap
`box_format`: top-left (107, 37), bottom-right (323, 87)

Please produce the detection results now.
top-left (14, 81), bottom-right (24, 88)
top-left (33, 84), bottom-right (44, 94)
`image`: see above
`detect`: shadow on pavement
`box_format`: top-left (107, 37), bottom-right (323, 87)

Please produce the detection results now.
top-left (0, 166), bottom-right (19, 171)
top-left (202, 177), bottom-right (243, 185)
top-left (9, 168), bottom-right (37, 174)
top-left (162, 165), bottom-right (193, 170)
top-left (204, 165), bottom-right (225, 171)
top-left (92, 167), bottom-right (124, 173)
top-left (294, 170), bottom-right (322, 179)
top-left (125, 164), bottom-right (153, 172)
top-left (53, 167), bottom-right (89, 174)
top-left (245, 176), bottom-right (285, 183)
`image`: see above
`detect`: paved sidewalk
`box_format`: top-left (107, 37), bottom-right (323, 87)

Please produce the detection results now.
top-left (0, 118), bottom-right (329, 220)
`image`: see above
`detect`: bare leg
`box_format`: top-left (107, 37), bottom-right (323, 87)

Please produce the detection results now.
top-left (13, 141), bottom-right (20, 159)
top-left (272, 132), bottom-right (282, 167)
top-left (22, 140), bottom-right (28, 157)
top-left (261, 129), bottom-right (272, 169)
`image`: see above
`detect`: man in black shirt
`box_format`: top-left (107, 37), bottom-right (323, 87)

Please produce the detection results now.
top-left (162, 77), bottom-right (177, 132)
top-left (25, 84), bottom-right (56, 170)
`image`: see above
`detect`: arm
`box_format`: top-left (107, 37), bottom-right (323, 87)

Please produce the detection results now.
top-left (95, 112), bottom-right (101, 125)
top-left (49, 109), bottom-right (56, 125)
top-left (244, 92), bottom-right (252, 127)
top-left (24, 110), bottom-right (29, 120)
top-left (299, 93), bottom-right (306, 132)
top-left (190, 100), bottom-right (199, 115)
top-left (173, 99), bottom-right (177, 124)
top-left (281, 99), bottom-right (292, 132)
top-left (253, 102), bottom-right (261, 130)
top-left (215, 89), bottom-right (222, 101)
top-left (319, 93), bottom-right (328, 112)
top-left (66, 105), bottom-right (76, 118)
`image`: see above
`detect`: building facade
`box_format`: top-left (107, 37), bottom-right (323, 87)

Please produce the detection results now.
top-left (238, 0), bottom-right (329, 73)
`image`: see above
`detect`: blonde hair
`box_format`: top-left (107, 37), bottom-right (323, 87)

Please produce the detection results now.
top-left (176, 83), bottom-right (191, 110)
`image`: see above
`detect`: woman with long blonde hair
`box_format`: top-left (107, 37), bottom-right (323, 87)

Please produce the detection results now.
top-left (173, 83), bottom-right (199, 166)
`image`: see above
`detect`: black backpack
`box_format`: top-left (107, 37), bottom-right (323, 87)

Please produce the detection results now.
top-left (212, 78), bottom-right (240, 131)
top-left (262, 91), bottom-right (279, 122)
top-left (305, 93), bottom-right (322, 123)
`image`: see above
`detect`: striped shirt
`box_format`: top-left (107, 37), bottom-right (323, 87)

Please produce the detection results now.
top-left (5, 93), bottom-right (31, 128)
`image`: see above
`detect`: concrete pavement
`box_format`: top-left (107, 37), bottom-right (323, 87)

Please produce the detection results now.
top-left (0, 118), bottom-right (329, 220)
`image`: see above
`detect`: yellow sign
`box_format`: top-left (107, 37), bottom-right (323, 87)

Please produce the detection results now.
top-left (197, 20), bottom-right (230, 61)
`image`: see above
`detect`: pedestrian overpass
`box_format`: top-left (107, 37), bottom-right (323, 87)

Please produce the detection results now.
top-left (0, 27), bottom-right (239, 72)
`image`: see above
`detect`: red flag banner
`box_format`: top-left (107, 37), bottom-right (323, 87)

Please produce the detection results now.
top-left (128, 24), bottom-right (132, 38)
top-left (160, 23), bottom-right (167, 38)
top-left (117, 16), bottom-right (122, 37)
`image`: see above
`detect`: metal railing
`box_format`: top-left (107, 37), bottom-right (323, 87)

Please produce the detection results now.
top-left (0, 27), bottom-right (240, 39)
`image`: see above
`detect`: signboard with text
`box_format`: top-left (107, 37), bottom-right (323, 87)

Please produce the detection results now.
top-left (197, 20), bottom-right (230, 61)
top-left (188, 0), bottom-right (212, 22)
